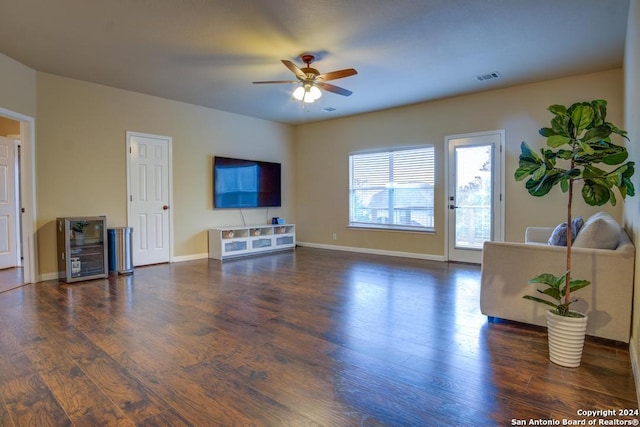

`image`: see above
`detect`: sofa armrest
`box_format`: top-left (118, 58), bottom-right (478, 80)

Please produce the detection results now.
top-left (525, 227), bottom-right (553, 244)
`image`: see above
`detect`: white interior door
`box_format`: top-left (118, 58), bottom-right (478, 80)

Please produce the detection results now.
top-left (446, 130), bottom-right (504, 263)
top-left (127, 132), bottom-right (172, 266)
top-left (0, 137), bottom-right (19, 269)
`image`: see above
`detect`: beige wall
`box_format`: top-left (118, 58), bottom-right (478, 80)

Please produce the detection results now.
top-left (36, 73), bottom-right (294, 276)
top-left (0, 52), bottom-right (37, 118)
top-left (294, 69), bottom-right (624, 257)
top-left (623, 0), bottom-right (640, 403)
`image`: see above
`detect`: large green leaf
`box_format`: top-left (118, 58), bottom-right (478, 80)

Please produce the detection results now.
top-left (518, 141), bottom-right (542, 162)
top-left (548, 104), bottom-right (567, 116)
top-left (606, 173), bottom-right (622, 188)
top-left (529, 272), bottom-right (566, 288)
top-left (582, 180), bottom-right (611, 205)
top-left (523, 295), bottom-right (559, 308)
top-left (514, 165), bottom-right (537, 181)
top-left (622, 162), bottom-right (635, 178)
top-left (571, 104), bottom-right (595, 134)
top-left (551, 115), bottom-right (570, 136)
top-left (567, 168), bottom-right (581, 178)
top-left (526, 176), bottom-right (554, 197)
top-left (602, 149), bottom-right (628, 165)
top-left (607, 122), bottom-right (629, 140)
top-left (610, 163), bottom-right (636, 199)
top-left (515, 142), bottom-right (544, 181)
top-left (607, 164), bottom-right (630, 179)
top-left (542, 148), bottom-right (559, 160)
top-left (577, 139), bottom-right (595, 155)
top-left (608, 187), bottom-right (617, 206)
top-left (581, 125), bottom-right (612, 145)
top-left (532, 163), bottom-right (547, 181)
top-left (539, 287), bottom-right (562, 301)
top-left (623, 177), bottom-right (635, 197)
top-left (582, 164), bottom-right (607, 178)
top-left (575, 143), bottom-right (628, 165)
top-left (568, 278), bottom-right (590, 293)
top-left (547, 135), bottom-right (572, 148)
top-left (592, 99), bottom-right (607, 126)
top-left (517, 154), bottom-right (543, 168)
top-left (556, 149), bottom-right (573, 160)
top-left (618, 182), bottom-right (628, 199)
top-left (539, 127), bottom-right (557, 137)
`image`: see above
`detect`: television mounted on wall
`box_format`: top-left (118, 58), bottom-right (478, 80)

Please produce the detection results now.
top-left (213, 156), bottom-right (282, 209)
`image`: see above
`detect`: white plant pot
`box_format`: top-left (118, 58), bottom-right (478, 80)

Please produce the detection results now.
top-left (546, 310), bottom-right (588, 368)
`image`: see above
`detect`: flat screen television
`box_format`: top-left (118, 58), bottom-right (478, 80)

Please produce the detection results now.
top-left (213, 156), bottom-right (281, 208)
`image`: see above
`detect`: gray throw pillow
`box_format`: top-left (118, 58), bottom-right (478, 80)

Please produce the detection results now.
top-left (573, 212), bottom-right (620, 249)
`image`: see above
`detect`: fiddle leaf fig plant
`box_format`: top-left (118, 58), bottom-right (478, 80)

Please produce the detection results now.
top-left (515, 99), bottom-right (634, 317)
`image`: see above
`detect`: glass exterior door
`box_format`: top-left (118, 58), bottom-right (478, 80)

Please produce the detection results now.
top-left (446, 131), bottom-right (503, 263)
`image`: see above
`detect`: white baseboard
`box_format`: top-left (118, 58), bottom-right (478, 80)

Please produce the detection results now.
top-left (630, 339), bottom-right (640, 409)
top-left (39, 272), bottom-right (59, 282)
top-left (172, 253), bottom-right (209, 263)
top-left (296, 241), bottom-right (446, 262)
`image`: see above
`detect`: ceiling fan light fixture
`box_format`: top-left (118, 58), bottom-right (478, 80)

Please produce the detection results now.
top-left (293, 84), bottom-right (322, 103)
top-left (308, 85), bottom-right (322, 101)
top-left (292, 86), bottom-right (306, 101)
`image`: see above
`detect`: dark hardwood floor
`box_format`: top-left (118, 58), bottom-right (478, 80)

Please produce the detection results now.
top-left (0, 247), bottom-right (636, 426)
top-left (0, 267), bottom-right (23, 294)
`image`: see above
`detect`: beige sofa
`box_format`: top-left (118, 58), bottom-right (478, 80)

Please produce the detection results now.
top-left (480, 216), bottom-right (635, 343)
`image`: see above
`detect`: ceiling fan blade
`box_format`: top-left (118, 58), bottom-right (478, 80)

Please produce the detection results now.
top-left (252, 80), bottom-right (298, 84)
top-left (316, 68), bottom-right (358, 82)
top-left (316, 82), bottom-right (353, 96)
top-left (281, 60), bottom-right (307, 80)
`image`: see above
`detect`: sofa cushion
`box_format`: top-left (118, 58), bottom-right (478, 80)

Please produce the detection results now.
top-left (548, 216), bottom-right (584, 246)
top-left (573, 211), bottom-right (620, 249)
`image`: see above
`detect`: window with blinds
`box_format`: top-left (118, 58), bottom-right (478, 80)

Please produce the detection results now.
top-left (349, 146), bottom-right (435, 231)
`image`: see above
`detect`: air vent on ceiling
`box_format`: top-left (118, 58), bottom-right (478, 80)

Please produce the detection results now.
top-left (475, 72), bottom-right (501, 82)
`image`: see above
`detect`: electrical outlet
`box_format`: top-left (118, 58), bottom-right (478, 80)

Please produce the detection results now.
top-left (332, 233), bottom-right (337, 240)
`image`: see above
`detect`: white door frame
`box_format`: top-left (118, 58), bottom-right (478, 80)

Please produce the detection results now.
top-left (0, 107), bottom-right (37, 283)
top-left (444, 129), bottom-right (505, 262)
top-left (126, 131), bottom-right (174, 264)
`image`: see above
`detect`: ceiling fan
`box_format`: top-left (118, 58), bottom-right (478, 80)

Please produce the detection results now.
top-left (253, 54), bottom-right (358, 102)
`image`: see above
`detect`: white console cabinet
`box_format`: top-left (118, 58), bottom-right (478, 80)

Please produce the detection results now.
top-left (208, 224), bottom-right (295, 260)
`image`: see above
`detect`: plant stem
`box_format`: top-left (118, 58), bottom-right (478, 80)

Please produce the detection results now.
top-left (566, 177), bottom-right (573, 305)
top-left (566, 135), bottom-right (577, 306)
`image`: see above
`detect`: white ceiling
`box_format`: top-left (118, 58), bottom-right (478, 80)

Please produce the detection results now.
top-left (0, 0), bottom-right (630, 125)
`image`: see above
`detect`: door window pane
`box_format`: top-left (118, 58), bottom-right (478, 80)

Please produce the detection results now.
top-left (454, 145), bottom-right (492, 248)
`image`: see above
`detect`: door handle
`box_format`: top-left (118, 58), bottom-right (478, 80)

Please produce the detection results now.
top-left (163, 205), bottom-right (169, 210)
top-left (449, 205), bottom-right (458, 210)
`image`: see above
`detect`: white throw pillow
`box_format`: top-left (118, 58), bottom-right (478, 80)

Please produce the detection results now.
top-left (572, 211), bottom-right (620, 249)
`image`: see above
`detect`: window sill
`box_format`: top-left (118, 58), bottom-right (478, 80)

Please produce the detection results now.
top-left (348, 224), bottom-right (435, 234)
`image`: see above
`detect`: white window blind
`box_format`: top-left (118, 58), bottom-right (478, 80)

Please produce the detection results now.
top-left (349, 146), bottom-right (435, 231)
